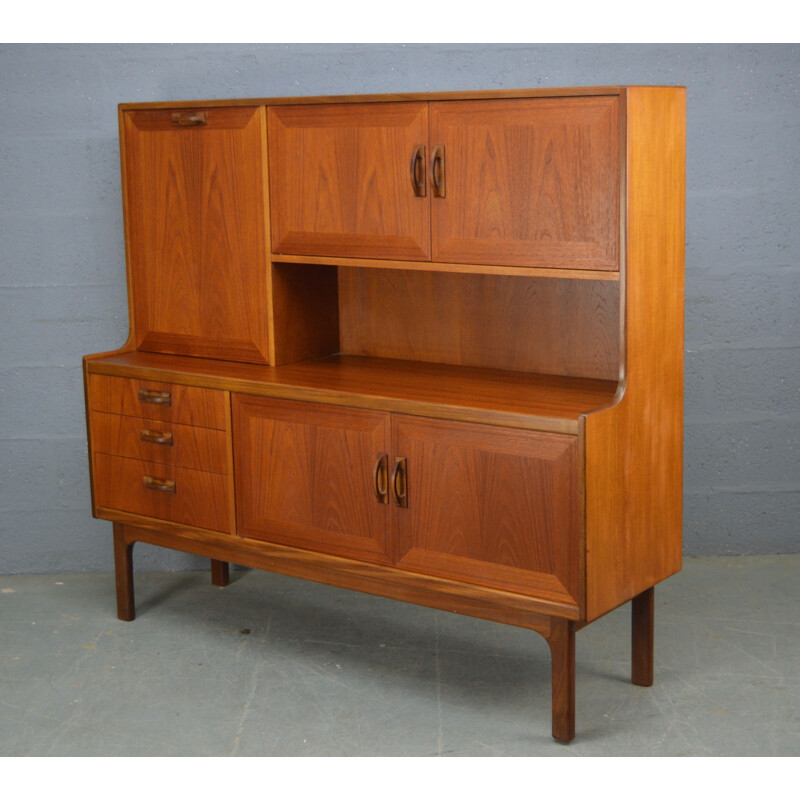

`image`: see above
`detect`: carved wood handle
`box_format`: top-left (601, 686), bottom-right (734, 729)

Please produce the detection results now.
top-left (171, 111), bottom-right (207, 127)
top-left (137, 389), bottom-right (171, 406)
top-left (391, 457), bottom-right (408, 508)
top-left (410, 145), bottom-right (426, 197)
top-left (431, 145), bottom-right (446, 198)
top-left (140, 429), bottom-right (174, 446)
top-left (373, 453), bottom-right (389, 504)
top-left (142, 476), bottom-right (176, 493)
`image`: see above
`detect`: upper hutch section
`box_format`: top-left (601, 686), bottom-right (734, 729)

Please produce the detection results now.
top-left (267, 94), bottom-right (619, 268)
top-left (107, 87), bottom-right (684, 431)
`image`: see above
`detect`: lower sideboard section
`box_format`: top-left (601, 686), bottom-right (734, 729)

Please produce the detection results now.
top-left (231, 395), bottom-right (580, 608)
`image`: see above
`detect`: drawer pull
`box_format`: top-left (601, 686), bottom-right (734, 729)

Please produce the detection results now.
top-left (373, 453), bottom-right (389, 504)
top-left (391, 457), bottom-right (408, 508)
top-left (138, 388), bottom-right (171, 406)
top-left (142, 475), bottom-right (176, 493)
top-left (171, 111), bottom-right (207, 127)
top-left (140, 429), bottom-right (174, 446)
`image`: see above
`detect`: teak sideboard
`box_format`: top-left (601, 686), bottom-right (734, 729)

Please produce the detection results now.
top-left (83, 86), bottom-right (685, 743)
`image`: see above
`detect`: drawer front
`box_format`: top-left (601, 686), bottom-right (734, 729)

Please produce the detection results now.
top-left (88, 374), bottom-right (227, 430)
top-left (93, 453), bottom-right (231, 533)
top-left (91, 411), bottom-right (228, 474)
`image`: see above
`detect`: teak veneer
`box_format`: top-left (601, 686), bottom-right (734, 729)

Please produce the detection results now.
top-left (84, 85), bottom-right (685, 743)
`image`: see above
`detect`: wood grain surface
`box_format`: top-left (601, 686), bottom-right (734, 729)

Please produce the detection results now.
top-left (88, 373), bottom-right (227, 429)
top-left (268, 102), bottom-right (431, 260)
top-left (584, 87), bottom-right (685, 620)
top-left (109, 518), bottom-right (571, 627)
top-left (430, 96), bottom-right (620, 269)
top-left (233, 395), bottom-right (392, 564)
top-left (87, 352), bottom-right (619, 435)
top-left (338, 267), bottom-right (620, 380)
top-left (119, 86), bottom-right (627, 112)
top-left (392, 415), bottom-right (579, 605)
top-left (270, 262), bottom-right (340, 365)
top-left (93, 453), bottom-right (231, 533)
top-left (90, 411), bottom-right (228, 473)
top-left (123, 106), bottom-right (270, 364)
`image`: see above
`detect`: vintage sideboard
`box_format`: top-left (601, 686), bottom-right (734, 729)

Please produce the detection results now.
top-left (84, 86), bottom-right (685, 742)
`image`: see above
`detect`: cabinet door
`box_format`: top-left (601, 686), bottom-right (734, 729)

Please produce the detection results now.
top-left (268, 102), bottom-right (430, 260)
top-left (123, 106), bottom-right (270, 364)
top-left (391, 415), bottom-right (580, 607)
top-left (233, 395), bottom-right (392, 564)
top-left (430, 96), bottom-right (620, 269)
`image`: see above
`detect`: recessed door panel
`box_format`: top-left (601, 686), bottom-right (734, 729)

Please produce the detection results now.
top-left (392, 415), bottom-right (580, 605)
top-left (124, 106), bottom-right (270, 363)
top-left (268, 102), bottom-right (431, 260)
top-left (430, 96), bottom-right (620, 269)
top-left (233, 395), bottom-right (392, 564)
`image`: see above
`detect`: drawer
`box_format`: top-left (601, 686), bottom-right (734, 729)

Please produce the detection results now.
top-left (88, 374), bottom-right (226, 430)
top-left (93, 453), bottom-right (231, 533)
top-left (90, 411), bottom-right (228, 474)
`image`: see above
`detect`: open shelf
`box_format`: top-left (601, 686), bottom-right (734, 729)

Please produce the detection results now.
top-left (87, 351), bottom-right (620, 435)
top-left (271, 253), bottom-right (621, 282)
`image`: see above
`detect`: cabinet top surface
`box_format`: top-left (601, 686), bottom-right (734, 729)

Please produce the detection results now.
top-left (86, 352), bottom-right (619, 435)
top-left (118, 85), bottom-right (685, 111)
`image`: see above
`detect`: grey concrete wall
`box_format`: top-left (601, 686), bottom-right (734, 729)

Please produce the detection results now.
top-left (1, 44), bottom-right (797, 573)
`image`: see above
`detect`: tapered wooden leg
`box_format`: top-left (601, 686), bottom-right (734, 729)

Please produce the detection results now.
top-left (113, 523), bottom-right (135, 621)
top-left (211, 559), bottom-right (230, 587)
top-left (632, 586), bottom-right (655, 687)
top-left (547, 619), bottom-right (575, 743)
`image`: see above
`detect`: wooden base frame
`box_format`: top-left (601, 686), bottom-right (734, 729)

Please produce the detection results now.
top-left (109, 522), bottom-right (656, 744)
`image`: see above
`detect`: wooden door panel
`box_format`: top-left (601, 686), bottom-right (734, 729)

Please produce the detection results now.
top-left (392, 415), bottom-right (580, 606)
top-left (124, 106), bottom-right (270, 364)
top-left (430, 96), bottom-right (619, 269)
top-left (268, 102), bottom-right (430, 260)
top-left (233, 395), bottom-right (392, 564)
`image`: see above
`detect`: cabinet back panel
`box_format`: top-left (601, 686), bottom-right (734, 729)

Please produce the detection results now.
top-left (338, 268), bottom-right (619, 380)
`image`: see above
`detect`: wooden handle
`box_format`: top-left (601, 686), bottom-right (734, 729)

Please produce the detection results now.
top-left (140, 429), bottom-right (174, 446)
top-left (171, 111), bottom-right (207, 127)
top-left (137, 388), bottom-right (171, 406)
top-left (373, 453), bottom-right (389, 504)
top-left (142, 475), bottom-right (176, 493)
top-left (391, 457), bottom-right (408, 508)
top-left (410, 145), bottom-right (426, 197)
top-left (431, 145), bottom-right (446, 198)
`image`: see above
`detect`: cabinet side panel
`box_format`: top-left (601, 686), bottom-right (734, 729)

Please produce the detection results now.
top-left (271, 262), bottom-right (340, 366)
top-left (585, 88), bottom-right (685, 621)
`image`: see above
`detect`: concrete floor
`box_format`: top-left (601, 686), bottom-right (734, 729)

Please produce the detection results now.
top-left (1, 554), bottom-right (798, 756)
